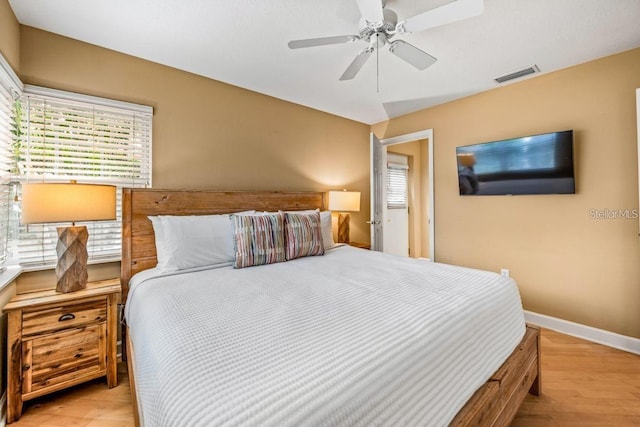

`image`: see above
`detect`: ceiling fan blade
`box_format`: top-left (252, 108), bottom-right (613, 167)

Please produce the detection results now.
top-left (398, 0), bottom-right (484, 34)
top-left (355, 0), bottom-right (385, 24)
top-left (388, 40), bottom-right (437, 70)
top-left (288, 35), bottom-right (359, 49)
top-left (339, 49), bottom-right (373, 81)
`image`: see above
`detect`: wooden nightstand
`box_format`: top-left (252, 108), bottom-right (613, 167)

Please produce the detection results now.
top-left (349, 242), bottom-right (371, 250)
top-left (4, 279), bottom-right (121, 423)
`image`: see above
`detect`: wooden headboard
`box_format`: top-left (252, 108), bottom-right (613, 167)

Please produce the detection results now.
top-left (121, 188), bottom-right (326, 299)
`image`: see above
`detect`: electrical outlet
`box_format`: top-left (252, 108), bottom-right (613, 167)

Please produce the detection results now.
top-left (501, 268), bottom-right (510, 277)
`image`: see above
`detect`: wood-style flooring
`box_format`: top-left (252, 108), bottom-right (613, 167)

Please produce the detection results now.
top-left (8, 329), bottom-right (640, 426)
top-left (512, 329), bottom-right (640, 426)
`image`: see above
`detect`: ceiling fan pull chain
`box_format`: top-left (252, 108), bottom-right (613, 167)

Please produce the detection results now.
top-left (376, 33), bottom-right (380, 93)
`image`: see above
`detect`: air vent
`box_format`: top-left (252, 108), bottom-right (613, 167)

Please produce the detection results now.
top-left (494, 65), bottom-right (540, 84)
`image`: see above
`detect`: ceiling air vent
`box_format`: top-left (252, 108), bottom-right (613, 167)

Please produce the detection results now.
top-left (494, 65), bottom-right (540, 84)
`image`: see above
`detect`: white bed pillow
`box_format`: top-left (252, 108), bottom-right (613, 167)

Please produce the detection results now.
top-left (149, 211), bottom-right (255, 272)
top-left (148, 216), bottom-right (169, 269)
top-left (319, 211), bottom-right (335, 250)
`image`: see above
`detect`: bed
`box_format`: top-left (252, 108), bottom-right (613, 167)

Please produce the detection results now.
top-left (121, 188), bottom-right (540, 427)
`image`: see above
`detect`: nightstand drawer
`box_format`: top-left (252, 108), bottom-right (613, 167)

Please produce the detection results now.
top-left (22, 298), bottom-right (107, 337)
top-left (22, 324), bottom-right (106, 396)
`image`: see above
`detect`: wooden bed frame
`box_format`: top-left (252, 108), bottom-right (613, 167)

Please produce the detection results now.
top-left (121, 188), bottom-right (540, 427)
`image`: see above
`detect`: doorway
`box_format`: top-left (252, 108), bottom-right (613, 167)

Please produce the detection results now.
top-left (370, 129), bottom-right (434, 260)
top-left (383, 152), bottom-right (410, 256)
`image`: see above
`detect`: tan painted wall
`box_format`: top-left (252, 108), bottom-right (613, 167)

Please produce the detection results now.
top-left (0, 0), bottom-right (20, 72)
top-left (16, 26), bottom-right (371, 290)
top-left (373, 48), bottom-right (640, 338)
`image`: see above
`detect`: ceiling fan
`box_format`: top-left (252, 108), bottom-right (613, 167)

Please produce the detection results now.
top-left (288, 0), bottom-right (484, 81)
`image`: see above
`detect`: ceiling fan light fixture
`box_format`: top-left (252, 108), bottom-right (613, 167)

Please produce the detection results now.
top-left (289, 0), bottom-right (484, 81)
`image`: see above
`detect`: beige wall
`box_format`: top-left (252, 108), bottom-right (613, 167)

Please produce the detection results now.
top-left (0, 0), bottom-right (19, 72)
top-left (16, 26), bottom-right (371, 290)
top-left (373, 48), bottom-right (640, 338)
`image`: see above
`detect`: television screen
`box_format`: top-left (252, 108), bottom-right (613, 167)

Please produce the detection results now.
top-left (456, 130), bottom-right (575, 195)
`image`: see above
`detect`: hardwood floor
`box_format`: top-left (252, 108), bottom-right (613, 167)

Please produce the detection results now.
top-left (8, 329), bottom-right (640, 426)
top-left (512, 329), bottom-right (640, 427)
top-left (10, 363), bottom-right (134, 427)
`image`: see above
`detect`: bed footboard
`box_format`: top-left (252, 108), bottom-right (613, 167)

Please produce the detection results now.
top-left (450, 325), bottom-right (541, 426)
top-left (127, 326), bottom-right (142, 427)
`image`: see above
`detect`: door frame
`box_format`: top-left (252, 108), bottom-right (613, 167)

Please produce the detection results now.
top-left (636, 89), bottom-right (640, 236)
top-left (376, 129), bottom-right (435, 260)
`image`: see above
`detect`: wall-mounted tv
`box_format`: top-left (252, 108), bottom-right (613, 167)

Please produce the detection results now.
top-left (456, 130), bottom-right (575, 196)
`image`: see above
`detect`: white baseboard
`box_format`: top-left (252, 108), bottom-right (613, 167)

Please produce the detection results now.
top-left (524, 310), bottom-right (640, 355)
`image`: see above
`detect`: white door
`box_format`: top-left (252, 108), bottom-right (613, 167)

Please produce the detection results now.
top-left (383, 153), bottom-right (409, 256)
top-left (370, 133), bottom-right (385, 251)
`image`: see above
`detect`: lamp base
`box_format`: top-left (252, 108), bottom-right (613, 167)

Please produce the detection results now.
top-left (337, 212), bottom-right (351, 244)
top-left (55, 226), bottom-right (89, 293)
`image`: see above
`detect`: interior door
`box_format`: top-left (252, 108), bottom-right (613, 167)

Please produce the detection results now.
top-left (370, 132), bottom-right (386, 251)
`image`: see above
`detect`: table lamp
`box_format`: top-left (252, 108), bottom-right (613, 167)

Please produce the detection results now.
top-left (328, 190), bottom-right (361, 244)
top-left (21, 182), bottom-right (117, 293)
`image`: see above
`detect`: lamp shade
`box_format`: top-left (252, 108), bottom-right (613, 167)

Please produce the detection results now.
top-left (21, 183), bottom-right (117, 224)
top-left (328, 190), bottom-right (361, 212)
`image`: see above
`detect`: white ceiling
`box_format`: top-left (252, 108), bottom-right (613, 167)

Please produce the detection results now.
top-left (8, 0), bottom-right (640, 124)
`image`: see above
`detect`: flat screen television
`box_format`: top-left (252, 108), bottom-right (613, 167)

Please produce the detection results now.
top-left (456, 130), bottom-right (575, 196)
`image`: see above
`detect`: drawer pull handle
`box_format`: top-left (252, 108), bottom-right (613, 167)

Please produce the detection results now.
top-left (58, 313), bottom-right (76, 322)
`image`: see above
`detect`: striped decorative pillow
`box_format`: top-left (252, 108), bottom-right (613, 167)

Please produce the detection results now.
top-left (284, 211), bottom-right (325, 260)
top-left (232, 213), bottom-right (286, 268)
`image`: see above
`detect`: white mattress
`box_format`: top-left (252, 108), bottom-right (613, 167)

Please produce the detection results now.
top-left (125, 246), bottom-right (525, 427)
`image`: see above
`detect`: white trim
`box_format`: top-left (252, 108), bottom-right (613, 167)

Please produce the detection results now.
top-left (0, 265), bottom-right (21, 292)
top-left (380, 129), bottom-right (435, 260)
top-left (0, 53), bottom-right (22, 93)
top-left (636, 88), bottom-right (639, 237)
top-left (381, 129), bottom-right (432, 146)
top-left (24, 84), bottom-right (153, 115)
top-left (524, 310), bottom-right (640, 355)
top-left (0, 390), bottom-right (6, 427)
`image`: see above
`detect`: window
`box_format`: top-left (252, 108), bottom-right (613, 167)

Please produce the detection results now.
top-left (387, 154), bottom-right (409, 209)
top-left (13, 86), bottom-right (152, 270)
top-left (0, 55), bottom-right (22, 272)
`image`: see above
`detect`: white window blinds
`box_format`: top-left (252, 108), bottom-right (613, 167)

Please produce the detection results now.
top-left (0, 55), bottom-right (22, 271)
top-left (387, 155), bottom-right (409, 209)
top-left (15, 85), bottom-right (152, 270)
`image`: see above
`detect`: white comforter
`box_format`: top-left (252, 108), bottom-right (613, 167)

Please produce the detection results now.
top-left (126, 246), bottom-right (525, 427)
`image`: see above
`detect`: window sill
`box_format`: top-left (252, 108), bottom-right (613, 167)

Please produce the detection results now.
top-left (19, 256), bottom-right (121, 273)
top-left (0, 265), bottom-right (23, 292)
